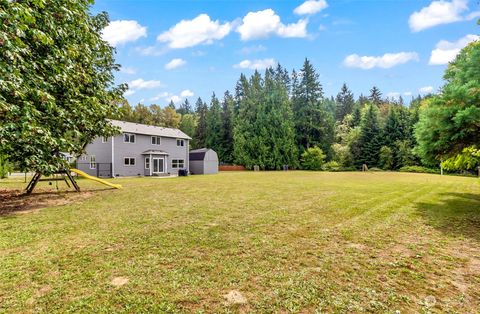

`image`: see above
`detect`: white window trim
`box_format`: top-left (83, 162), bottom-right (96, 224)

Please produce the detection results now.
top-left (124, 157), bottom-right (136, 166)
top-left (176, 139), bottom-right (184, 147)
top-left (123, 133), bottom-right (135, 143)
top-left (151, 136), bottom-right (161, 146)
top-left (172, 159), bottom-right (185, 169)
top-left (89, 155), bottom-right (96, 169)
top-left (102, 136), bottom-right (108, 143)
top-left (145, 157), bottom-right (150, 169)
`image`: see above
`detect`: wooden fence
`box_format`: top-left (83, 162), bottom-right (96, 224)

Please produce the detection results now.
top-left (219, 165), bottom-right (246, 171)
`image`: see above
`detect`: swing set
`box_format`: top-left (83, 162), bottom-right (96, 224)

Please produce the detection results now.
top-left (25, 170), bottom-right (80, 195)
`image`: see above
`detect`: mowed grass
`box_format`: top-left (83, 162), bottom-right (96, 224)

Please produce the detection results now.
top-left (0, 172), bottom-right (479, 313)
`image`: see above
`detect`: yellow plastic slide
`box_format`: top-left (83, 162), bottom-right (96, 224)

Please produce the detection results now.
top-left (70, 169), bottom-right (122, 189)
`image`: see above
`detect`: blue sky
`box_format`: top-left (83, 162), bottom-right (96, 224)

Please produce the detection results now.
top-left (93, 0), bottom-right (479, 106)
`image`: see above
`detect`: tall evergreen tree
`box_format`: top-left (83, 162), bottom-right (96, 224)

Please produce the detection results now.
top-left (205, 93), bottom-right (223, 158)
top-left (234, 73), bottom-right (249, 115)
top-left (194, 97), bottom-right (208, 149)
top-left (234, 71), bottom-right (266, 168)
top-left (179, 114), bottom-right (196, 146)
top-left (369, 86), bottom-right (382, 106)
top-left (234, 69), bottom-right (297, 169)
top-left (358, 94), bottom-right (369, 107)
top-left (335, 83), bottom-right (355, 121)
top-left (274, 63), bottom-right (291, 93)
top-left (292, 59), bottom-right (334, 156)
top-left (177, 99), bottom-right (192, 115)
top-left (356, 104), bottom-right (382, 167)
top-left (220, 91), bottom-right (235, 164)
top-left (263, 68), bottom-right (298, 169)
top-left (167, 100), bottom-right (176, 109)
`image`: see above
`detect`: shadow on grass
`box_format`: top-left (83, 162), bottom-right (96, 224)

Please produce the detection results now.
top-left (0, 188), bottom-right (108, 216)
top-left (415, 192), bottom-right (480, 242)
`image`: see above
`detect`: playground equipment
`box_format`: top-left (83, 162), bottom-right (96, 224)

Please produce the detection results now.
top-left (25, 169), bottom-right (121, 194)
top-left (70, 169), bottom-right (122, 190)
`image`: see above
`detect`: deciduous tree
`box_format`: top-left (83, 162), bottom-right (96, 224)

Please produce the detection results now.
top-left (0, 0), bottom-right (124, 174)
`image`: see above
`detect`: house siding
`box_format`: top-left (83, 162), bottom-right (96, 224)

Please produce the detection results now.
top-left (114, 134), bottom-right (188, 177)
top-left (76, 137), bottom-right (112, 176)
top-left (79, 133), bottom-right (189, 177)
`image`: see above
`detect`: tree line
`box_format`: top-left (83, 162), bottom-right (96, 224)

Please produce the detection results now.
top-left (116, 59), bottom-right (433, 171)
top-left (1, 0), bottom-right (477, 175)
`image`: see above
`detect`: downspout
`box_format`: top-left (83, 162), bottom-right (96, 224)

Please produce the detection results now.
top-left (186, 139), bottom-right (189, 172)
top-left (111, 136), bottom-right (115, 178)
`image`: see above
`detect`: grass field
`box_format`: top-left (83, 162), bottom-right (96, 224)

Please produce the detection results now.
top-left (0, 172), bottom-right (479, 313)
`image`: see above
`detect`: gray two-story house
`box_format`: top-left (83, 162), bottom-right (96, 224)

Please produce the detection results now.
top-left (76, 120), bottom-right (191, 177)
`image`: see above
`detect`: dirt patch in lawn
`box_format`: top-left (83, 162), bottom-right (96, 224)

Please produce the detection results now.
top-left (0, 189), bottom-right (93, 216)
top-left (111, 277), bottom-right (129, 287)
top-left (223, 290), bottom-right (247, 305)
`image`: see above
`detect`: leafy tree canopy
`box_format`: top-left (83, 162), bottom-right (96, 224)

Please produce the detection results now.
top-left (415, 36), bottom-right (480, 164)
top-left (0, 0), bottom-right (124, 175)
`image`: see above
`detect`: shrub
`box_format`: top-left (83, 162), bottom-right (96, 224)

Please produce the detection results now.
top-left (368, 167), bottom-right (383, 172)
top-left (301, 147), bottom-right (326, 170)
top-left (379, 146), bottom-right (393, 170)
top-left (399, 166), bottom-right (439, 174)
top-left (0, 155), bottom-right (13, 179)
top-left (322, 161), bottom-right (341, 171)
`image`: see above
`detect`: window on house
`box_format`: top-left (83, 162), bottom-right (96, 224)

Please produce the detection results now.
top-left (102, 136), bottom-right (108, 143)
top-left (145, 157), bottom-right (150, 169)
top-left (151, 136), bottom-right (161, 145)
top-left (124, 157), bottom-right (135, 166)
top-left (172, 159), bottom-right (185, 169)
top-left (123, 133), bottom-right (135, 143)
top-left (89, 155), bottom-right (96, 169)
top-left (176, 139), bottom-right (184, 147)
top-left (80, 155), bottom-right (88, 161)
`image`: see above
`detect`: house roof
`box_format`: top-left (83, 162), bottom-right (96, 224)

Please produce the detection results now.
top-left (109, 119), bottom-right (191, 140)
top-left (189, 148), bottom-right (211, 161)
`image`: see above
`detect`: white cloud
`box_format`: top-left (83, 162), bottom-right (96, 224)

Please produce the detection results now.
top-left (102, 20), bottom-right (147, 46)
top-left (165, 58), bottom-right (187, 70)
top-left (234, 58), bottom-right (276, 70)
top-left (157, 14), bottom-right (232, 49)
top-left (120, 67), bottom-right (137, 75)
top-left (192, 50), bottom-right (207, 57)
top-left (124, 90), bottom-right (135, 96)
top-left (404, 91), bottom-right (413, 97)
top-left (180, 89), bottom-right (194, 97)
top-left (466, 11), bottom-right (480, 20)
top-left (386, 92), bottom-right (401, 99)
top-left (409, 0), bottom-right (468, 32)
top-left (128, 79), bottom-right (162, 90)
top-left (150, 90), bottom-right (193, 103)
top-left (294, 0), bottom-right (328, 15)
top-left (239, 44), bottom-right (267, 55)
top-left (135, 46), bottom-right (167, 56)
top-left (237, 9), bottom-right (308, 40)
top-left (343, 52), bottom-right (419, 69)
top-left (419, 86), bottom-right (434, 94)
top-left (429, 34), bottom-right (479, 65)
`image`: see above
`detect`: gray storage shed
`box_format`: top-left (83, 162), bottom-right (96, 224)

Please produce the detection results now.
top-left (189, 148), bottom-right (218, 175)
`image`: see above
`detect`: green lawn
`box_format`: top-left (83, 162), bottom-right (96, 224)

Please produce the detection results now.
top-left (0, 172), bottom-right (479, 313)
